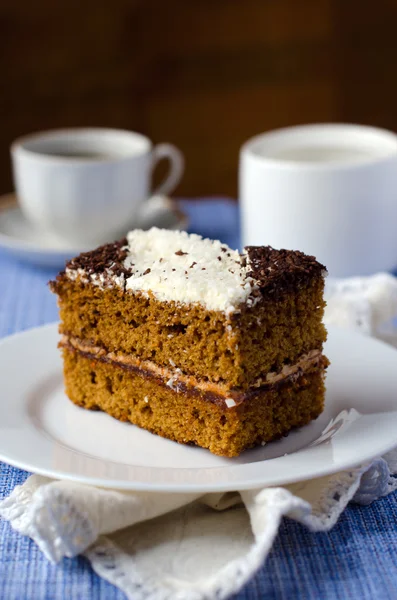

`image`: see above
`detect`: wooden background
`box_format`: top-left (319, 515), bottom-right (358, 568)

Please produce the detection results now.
top-left (1, 0), bottom-right (397, 197)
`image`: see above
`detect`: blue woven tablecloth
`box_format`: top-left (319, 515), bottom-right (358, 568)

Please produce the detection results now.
top-left (0, 199), bottom-right (396, 600)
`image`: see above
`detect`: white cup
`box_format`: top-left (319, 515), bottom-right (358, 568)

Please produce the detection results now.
top-left (11, 128), bottom-right (184, 245)
top-left (240, 124), bottom-right (397, 277)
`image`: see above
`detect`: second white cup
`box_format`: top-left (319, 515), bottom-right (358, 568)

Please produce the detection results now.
top-left (240, 124), bottom-right (397, 277)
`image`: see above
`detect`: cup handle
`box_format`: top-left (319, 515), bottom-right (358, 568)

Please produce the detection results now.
top-left (151, 143), bottom-right (185, 196)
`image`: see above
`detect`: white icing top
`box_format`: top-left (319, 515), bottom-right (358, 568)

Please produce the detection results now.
top-left (123, 228), bottom-right (257, 313)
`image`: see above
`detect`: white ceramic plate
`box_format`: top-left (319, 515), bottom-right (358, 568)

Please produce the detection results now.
top-left (1, 323), bottom-right (397, 492)
top-left (0, 195), bottom-right (188, 269)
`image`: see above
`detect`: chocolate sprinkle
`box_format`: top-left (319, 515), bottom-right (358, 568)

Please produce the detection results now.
top-left (175, 250), bottom-right (188, 256)
top-left (245, 246), bottom-right (326, 298)
top-left (143, 268), bottom-right (151, 275)
top-left (63, 238), bottom-right (129, 280)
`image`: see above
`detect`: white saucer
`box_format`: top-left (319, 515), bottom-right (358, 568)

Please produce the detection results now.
top-left (0, 194), bottom-right (188, 269)
top-left (0, 323), bottom-right (396, 492)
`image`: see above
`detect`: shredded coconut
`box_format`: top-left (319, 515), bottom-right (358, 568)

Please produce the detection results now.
top-left (122, 228), bottom-right (258, 313)
top-left (64, 228), bottom-right (261, 314)
top-left (225, 398), bottom-right (237, 408)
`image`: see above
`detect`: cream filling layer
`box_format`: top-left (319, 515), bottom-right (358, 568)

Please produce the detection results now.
top-left (61, 334), bottom-right (323, 401)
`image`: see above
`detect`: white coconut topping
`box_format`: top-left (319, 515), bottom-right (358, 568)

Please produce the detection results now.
top-left (123, 228), bottom-right (257, 313)
top-left (225, 398), bottom-right (237, 408)
top-left (64, 228), bottom-right (260, 314)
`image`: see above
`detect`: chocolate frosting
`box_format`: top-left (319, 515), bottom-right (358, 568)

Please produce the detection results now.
top-left (56, 238), bottom-right (129, 284)
top-left (245, 246), bottom-right (326, 297)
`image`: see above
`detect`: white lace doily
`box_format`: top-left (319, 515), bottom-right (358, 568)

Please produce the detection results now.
top-left (1, 272), bottom-right (397, 600)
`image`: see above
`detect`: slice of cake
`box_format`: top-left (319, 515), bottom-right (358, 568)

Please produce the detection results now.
top-left (50, 228), bottom-right (328, 457)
